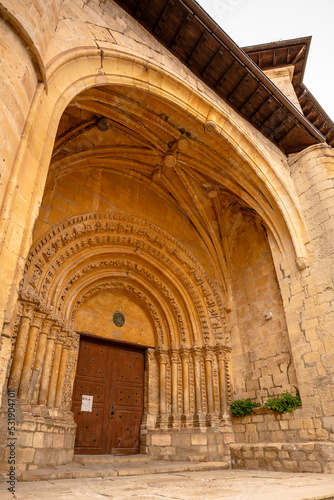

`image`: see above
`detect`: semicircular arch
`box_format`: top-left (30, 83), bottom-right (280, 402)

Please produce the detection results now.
top-left (21, 212), bottom-right (229, 349)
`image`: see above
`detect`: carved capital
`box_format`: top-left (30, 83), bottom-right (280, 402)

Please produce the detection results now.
top-left (214, 345), bottom-right (227, 361)
top-left (169, 349), bottom-right (180, 364)
top-left (191, 347), bottom-right (203, 363)
top-left (40, 318), bottom-right (54, 336)
top-left (203, 345), bottom-right (215, 361)
top-left (208, 189), bottom-right (218, 199)
top-left (30, 312), bottom-right (45, 329)
top-left (49, 325), bottom-right (60, 340)
top-left (20, 302), bottom-right (36, 320)
top-left (180, 347), bottom-right (191, 362)
top-left (68, 331), bottom-right (80, 350)
top-left (155, 349), bottom-right (169, 364)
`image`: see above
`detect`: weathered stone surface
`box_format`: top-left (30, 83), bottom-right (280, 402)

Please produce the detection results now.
top-left (0, 0), bottom-right (334, 476)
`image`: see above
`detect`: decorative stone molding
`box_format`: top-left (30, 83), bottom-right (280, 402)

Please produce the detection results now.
top-left (163, 154), bottom-right (176, 168)
top-left (177, 138), bottom-right (189, 151)
top-left (20, 212), bottom-right (230, 347)
top-left (204, 120), bottom-right (216, 134)
top-left (296, 257), bottom-right (307, 270)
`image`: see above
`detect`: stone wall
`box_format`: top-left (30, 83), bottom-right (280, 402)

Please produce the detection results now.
top-left (229, 209), bottom-right (298, 402)
top-left (230, 408), bottom-right (334, 473)
top-left (141, 427), bottom-right (234, 464)
top-left (230, 442), bottom-right (334, 473)
top-left (0, 402), bottom-right (75, 474)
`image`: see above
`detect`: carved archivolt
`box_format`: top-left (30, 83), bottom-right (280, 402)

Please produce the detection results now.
top-left (20, 212), bottom-right (230, 348)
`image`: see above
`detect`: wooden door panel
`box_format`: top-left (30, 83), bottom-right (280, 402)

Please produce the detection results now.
top-left (73, 403), bottom-right (105, 450)
top-left (73, 377), bottom-right (106, 404)
top-left (111, 409), bottom-right (142, 453)
top-left (73, 338), bottom-right (111, 454)
top-left (115, 386), bottom-right (143, 407)
top-left (110, 347), bottom-right (144, 454)
top-left (117, 350), bottom-right (143, 383)
top-left (78, 341), bottom-right (109, 378)
top-left (73, 336), bottom-right (144, 455)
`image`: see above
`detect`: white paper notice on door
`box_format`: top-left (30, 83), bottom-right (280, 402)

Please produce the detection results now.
top-left (81, 395), bottom-right (93, 412)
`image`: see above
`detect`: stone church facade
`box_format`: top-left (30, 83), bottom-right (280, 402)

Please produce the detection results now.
top-left (0, 0), bottom-right (334, 475)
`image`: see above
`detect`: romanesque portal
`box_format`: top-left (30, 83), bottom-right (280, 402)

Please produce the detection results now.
top-left (1, 0), bottom-right (334, 475)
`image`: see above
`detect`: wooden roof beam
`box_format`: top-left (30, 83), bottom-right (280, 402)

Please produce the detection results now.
top-left (216, 61), bottom-right (241, 92)
top-left (154, 0), bottom-right (176, 36)
top-left (250, 96), bottom-right (273, 121)
top-left (135, 0), bottom-right (149, 20)
top-left (188, 31), bottom-right (208, 66)
top-left (291, 45), bottom-right (306, 65)
top-left (273, 50), bottom-right (278, 67)
top-left (227, 73), bottom-right (251, 104)
top-left (171, 13), bottom-right (192, 50)
top-left (202, 48), bottom-right (224, 79)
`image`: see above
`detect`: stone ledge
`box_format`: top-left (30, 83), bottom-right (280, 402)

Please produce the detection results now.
top-left (18, 458), bottom-right (229, 482)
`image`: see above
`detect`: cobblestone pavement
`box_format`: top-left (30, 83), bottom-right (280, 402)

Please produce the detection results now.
top-left (1, 470), bottom-right (334, 500)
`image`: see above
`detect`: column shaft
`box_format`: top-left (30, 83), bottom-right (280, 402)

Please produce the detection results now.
top-left (38, 332), bottom-right (56, 405)
top-left (171, 360), bottom-right (178, 414)
top-left (29, 331), bottom-right (48, 403)
top-left (159, 361), bottom-right (166, 415)
top-left (47, 342), bottom-right (62, 408)
top-left (205, 357), bottom-right (214, 413)
top-left (217, 356), bottom-right (227, 414)
top-left (181, 356), bottom-right (190, 414)
top-left (8, 308), bottom-right (33, 392)
top-left (55, 347), bottom-right (69, 408)
top-left (193, 356), bottom-right (202, 413)
top-left (18, 314), bottom-right (44, 400)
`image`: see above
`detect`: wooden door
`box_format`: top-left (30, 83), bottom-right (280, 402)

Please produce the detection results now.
top-left (72, 336), bottom-right (144, 455)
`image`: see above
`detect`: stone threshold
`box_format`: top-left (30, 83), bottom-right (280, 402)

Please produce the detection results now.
top-left (18, 455), bottom-right (229, 482)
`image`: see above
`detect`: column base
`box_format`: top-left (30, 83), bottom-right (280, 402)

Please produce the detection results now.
top-left (168, 414), bottom-right (181, 428)
top-left (193, 412), bottom-right (206, 428)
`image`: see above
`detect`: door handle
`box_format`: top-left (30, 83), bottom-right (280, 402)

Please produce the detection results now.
top-left (111, 404), bottom-right (114, 416)
top-left (111, 411), bottom-right (114, 415)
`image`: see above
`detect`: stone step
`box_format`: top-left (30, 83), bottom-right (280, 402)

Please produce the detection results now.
top-left (74, 453), bottom-right (150, 464)
top-left (19, 459), bottom-right (229, 482)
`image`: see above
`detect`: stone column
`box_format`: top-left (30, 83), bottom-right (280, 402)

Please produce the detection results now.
top-left (47, 331), bottom-right (64, 408)
top-left (170, 349), bottom-right (179, 415)
top-left (18, 313), bottom-right (44, 401)
top-left (29, 318), bottom-right (53, 403)
top-left (8, 302), bottom-right (35, 393)
top-left (204, 348), bottom-right (215, 415)
top-left (156, 349), bottom-right (169, 427)
top-left (143, 348), bottom-right (159, 429)
top-left (38, 324), bottom-right (59, 405)
top-left (180, 348), bottom-right (191, 421)
top-left (169, 349), bottom-right (180, 427)
top-left (55, 335), bottom-right (70, 408)
top-left (60, 331), bottom-right (80, 411)
top-left (215, 346), bottom-right (228, 417)
top-left (191, 348), bottom-right (204, 426)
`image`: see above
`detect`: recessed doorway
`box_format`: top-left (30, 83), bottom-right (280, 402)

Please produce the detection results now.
top-left (72, 335), bottom-right (145, 455)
